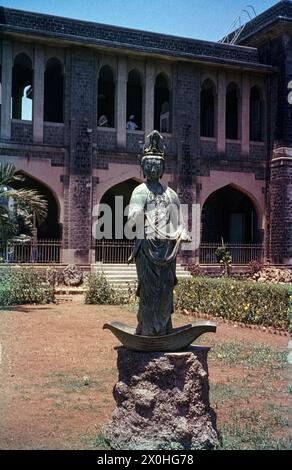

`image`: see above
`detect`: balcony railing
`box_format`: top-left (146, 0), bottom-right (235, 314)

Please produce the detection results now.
top-left (0, 239), bottom-right (62, 264)
top-left (199, 243), bottom-right (264, 264)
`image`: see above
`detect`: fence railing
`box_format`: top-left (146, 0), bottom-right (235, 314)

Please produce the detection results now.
top-left (199, 243), bottom-right (264, 264)
top-left (95, 239), bottom-right (134, 263)
top-left (0, 239), bottom-right (62, 264)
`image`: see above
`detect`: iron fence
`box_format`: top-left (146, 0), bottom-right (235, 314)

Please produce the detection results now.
top-left (0, 239), bottom-right (62, 263)
top-left (95, 239), bottom-right (134, 263)
top-left (199, 243), bottom-right (264, 264)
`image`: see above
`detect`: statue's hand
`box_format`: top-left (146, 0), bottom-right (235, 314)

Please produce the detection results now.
top-left (181, 227), bottom-right (192, 242)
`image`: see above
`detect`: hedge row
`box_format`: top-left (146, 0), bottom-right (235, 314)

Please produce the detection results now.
top-left (0, 267), bottom-right (54, 306)
top-left (175, 277), bottom-right (291, 331)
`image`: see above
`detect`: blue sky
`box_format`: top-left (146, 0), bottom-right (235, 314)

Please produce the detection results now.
top-left (1, 0), bottom-right (279, 41)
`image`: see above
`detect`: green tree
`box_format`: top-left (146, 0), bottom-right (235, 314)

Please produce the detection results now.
top-left (0, 163), bottom-right (47, 241)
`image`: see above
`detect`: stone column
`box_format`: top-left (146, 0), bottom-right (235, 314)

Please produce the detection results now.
top-left (1, 40), bottom-right (13, 140)
top-left (116, 56), bottom-right (127, 149)
top-left (33, 44), bottom-right (45, 143)
top-left (217, 71), bottom-right (226, 155)
top-left (270, 149), bottom-right (292, 265)
top-left (241, 75), bottom-right (250, 156)
top-left (105, 346), bottom-right (219, 450)
top-left (144, 62), bottom-right (155, 139)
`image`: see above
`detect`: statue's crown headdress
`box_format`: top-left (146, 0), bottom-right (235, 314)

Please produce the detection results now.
top-left (141, 130), bottom-right (165, 163)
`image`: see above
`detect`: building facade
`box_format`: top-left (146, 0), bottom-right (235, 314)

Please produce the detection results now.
top-left (0, 1), bottom-right (291, 266)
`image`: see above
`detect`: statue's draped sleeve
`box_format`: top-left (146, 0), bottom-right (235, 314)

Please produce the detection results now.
top-left (128, 183), bottom-right (147, 229)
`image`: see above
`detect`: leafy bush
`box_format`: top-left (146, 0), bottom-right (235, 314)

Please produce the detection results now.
top-left (0, 267), bottom-right (54, 306)
top-left (215, 239), bottom-right (232, 276)
top-left (175, 277), bottom-right (291, 331)
top-left (85, 273), bottom-right (128, 305)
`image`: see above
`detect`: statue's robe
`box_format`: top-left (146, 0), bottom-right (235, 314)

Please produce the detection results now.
top-left (128, 182), bottom-right (183, 336)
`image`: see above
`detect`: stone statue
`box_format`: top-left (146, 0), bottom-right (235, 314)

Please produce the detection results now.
top-left (127, 130), bottom-right (191, 336)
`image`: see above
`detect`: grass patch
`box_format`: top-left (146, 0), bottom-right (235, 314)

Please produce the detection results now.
top-left (210, 382), bottom-right (250, 406)
top-left (42, 374), bottom-right (104, 393)
top-left (81, 432), bottom-right (110, 450)
top-left (209, 341), bottom-right (287, 369)
top-left (220, 424), bottom-right (292, 450)
top-left (218, 399), bottom-right (291, 449)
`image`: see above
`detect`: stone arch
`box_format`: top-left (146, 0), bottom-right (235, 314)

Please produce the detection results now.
top-left (12, 53), bottom-right (33, 120)
top-left (97, 65), bottom-right (115, 127)
top-left (127, 69), bottom-right (143, 129)
top-left (44, 57), bottom-right (64, 123)
top-left (95, 178), bottom-right (141, 240)
top-left (12, 170), bottom-right (62, 239)
top-left (250, 85), bottom-right (264, 142)
top-left (154, 73), bottom-right (171, 132)
top-left (200, 79), bottom-right (216, 138)
top-left (201, 184), bottom-right (262, 244)
top-left (226, 81), bottom-right (240, 140)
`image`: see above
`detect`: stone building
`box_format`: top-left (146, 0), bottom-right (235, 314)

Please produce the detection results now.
top-left (0, 1), bottom-right (291, 267)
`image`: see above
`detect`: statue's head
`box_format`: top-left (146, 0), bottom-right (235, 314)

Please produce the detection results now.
top-left (141, 130), bottom-right (165, 181)
top-left (141, 156), bottom-right (164, 181)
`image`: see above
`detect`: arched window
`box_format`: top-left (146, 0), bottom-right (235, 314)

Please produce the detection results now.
top-left (200, 79), bottom-right (215, 137)
top-left (12, 53), bottom-right (33, 120)
top-left (154, 74), bottom-right (171, 133)
top-left (44, 58), bottom-right (64, 123)
top-left (97, 65), bottom-right (115, 128)
top-left (250, 86), bottom-right (263, 142)
top-left (127, 69), bottom-right (142, 130)
top-left (226, 82), bottom-right (239, 140)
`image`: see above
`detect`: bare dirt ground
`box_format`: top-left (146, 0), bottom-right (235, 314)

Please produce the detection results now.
top-left (0, 302), bottom-right (291, 450)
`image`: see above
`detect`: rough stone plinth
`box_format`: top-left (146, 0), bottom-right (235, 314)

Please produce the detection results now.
top-left (105, 346), bottom-right (219, 450)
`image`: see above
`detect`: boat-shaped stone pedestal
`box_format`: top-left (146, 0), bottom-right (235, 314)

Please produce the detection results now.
top-left (105, 346), bottom-right (219, 450)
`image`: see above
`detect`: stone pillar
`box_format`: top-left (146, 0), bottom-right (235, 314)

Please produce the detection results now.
top-left (33, 44), bottom-right (45, 143)
top-left (105, 346), bottom-right (219, 450)
top-left (270, 149), bottom-right (292, 265)
top-left (217, 71), bottom-right (226, 155)
top-left (241, 75), bottom-right (250, 156)
top-left (1, 40), bottom-right (13, 140)
top-left (116, 56), bottom-right (127, 149)
top-left (66, 48), bottom-right (96, 265)
top-left (144, 62), bottom-right (155, 139)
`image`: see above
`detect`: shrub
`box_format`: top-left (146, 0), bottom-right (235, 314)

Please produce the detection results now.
top-left (0, 267), bottom-right (54, 306)
top-left (175, 276), bottom-right (291, 331)
top-left (85, 273), bottom-right (128, 305)
top-left (215, 240), bottom-right (232, 277)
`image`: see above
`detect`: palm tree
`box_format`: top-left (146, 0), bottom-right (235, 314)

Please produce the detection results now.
top-left (0, 163), bottom-right (48, 241)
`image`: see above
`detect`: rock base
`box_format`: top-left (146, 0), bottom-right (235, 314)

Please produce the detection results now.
top-left (105, 346), bottom-right (219, 450)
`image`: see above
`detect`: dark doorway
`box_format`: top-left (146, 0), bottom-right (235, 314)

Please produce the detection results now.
top-left (12, 53), bottom-right (33, 120)
top-left (97, 65), bottom-right (115, 128)
top-left (95, 179), bottom-right (140, 262)
top-left (200, 79), bottom-right (215, 137)
top-left (127, 69), bottom-right (143, 129)
top-left (99, 179), bottom-right (140, 239)
top-left (226, 83), bottom-right (239, 140)
top-left (201, 185), bottom-right (259, 243)
top-left (154, 74), bottom-right (171, 133)
top-left (44, 58), bottom-right (64, 123)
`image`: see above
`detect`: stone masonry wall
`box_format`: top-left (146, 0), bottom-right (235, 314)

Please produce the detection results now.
top-left (43, 123), bottom-right (65, 146)
top-left (11, 121), bottom-right (33, 144)
top-left (0, 7), bottom-right (261, 66)
top-left (66, 47), bottom-right (97, 263)
top-left (270, 159), bottom-right (292, 263)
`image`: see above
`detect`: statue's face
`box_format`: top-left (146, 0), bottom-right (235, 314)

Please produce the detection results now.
top-left (143, 158), bottom-right (164, 181)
